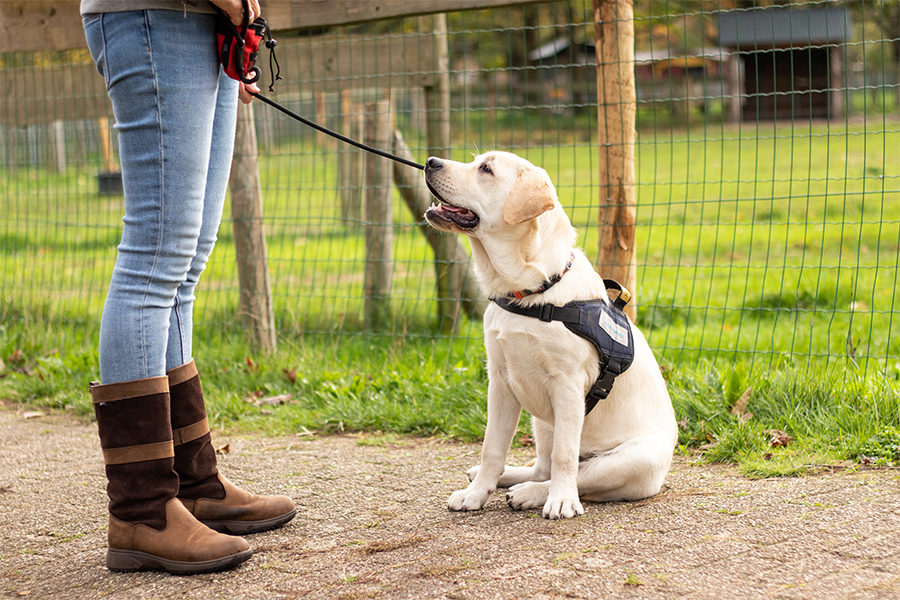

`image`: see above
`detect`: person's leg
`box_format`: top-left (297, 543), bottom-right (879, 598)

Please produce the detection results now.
top-left (165, 69), bottom-right (238, 369)
top-left (163, 71), bottom-right (296, 536)
top-left (92, 9), bottom-right (220, 384)
top-left (84, 9), bottom-right (253, 573)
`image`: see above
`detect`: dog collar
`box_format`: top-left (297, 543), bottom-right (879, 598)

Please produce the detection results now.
top-left (495, 252), bottom-right (575, 300)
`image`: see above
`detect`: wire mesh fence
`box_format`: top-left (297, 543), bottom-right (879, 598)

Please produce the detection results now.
top-left (1, 1), bottom-right (898, 376)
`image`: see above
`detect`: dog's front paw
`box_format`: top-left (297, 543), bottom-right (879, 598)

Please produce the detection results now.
top-left (543, 495), bottom-right (584, 520)
top-left (466, 465), bottom-right (480, 482)
top-left (506, 481), bottom-right (550, 511)
top-left (448, 486), bottom-right (491, 512)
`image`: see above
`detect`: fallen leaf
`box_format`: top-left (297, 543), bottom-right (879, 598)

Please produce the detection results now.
top-left (283, 368), bottom-right (297, 384)
top-left (517, 434), bottom-right (534, 447)
top-left (767, 429), bottom-right (793, 447)
top-left (677, 418), bottom-right (689, 431)
top-left (22, 411), bottom-right (44, 420)
top-left (216, 443), bottom-right (231, 454)
top-left (730, 387), bottom-right (753, 421)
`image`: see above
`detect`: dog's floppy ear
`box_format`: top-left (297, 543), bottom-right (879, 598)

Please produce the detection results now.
top-left (502, 167), bottom-right (557, 225)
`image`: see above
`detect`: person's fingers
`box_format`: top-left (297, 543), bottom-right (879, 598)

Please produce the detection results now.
top-left (210, 0), bottom-right (245, 27)
top-left (248, 0), bottom-right (261, 22)
top-left (238, 82), bottom-right (260, 104)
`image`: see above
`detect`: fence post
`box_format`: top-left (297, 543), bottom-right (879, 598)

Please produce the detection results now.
top-left (230, 102), bottom-right (276, 353)
top-left (594, 0), bottom-right (637, 322)
top-left (363, 99), bottom-right (394, 330)
top-left (338, 89), bottom-right (363, 224)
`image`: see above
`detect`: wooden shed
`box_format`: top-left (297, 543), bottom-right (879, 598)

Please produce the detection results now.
top-left (717, 5), bottom-right (852, 121)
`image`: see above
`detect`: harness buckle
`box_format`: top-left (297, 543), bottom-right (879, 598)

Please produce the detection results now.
top-left (539, 304), bottom-right (554, 322)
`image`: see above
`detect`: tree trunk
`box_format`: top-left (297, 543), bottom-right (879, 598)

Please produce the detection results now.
top-left (392, 129), bottom-right (487, 326)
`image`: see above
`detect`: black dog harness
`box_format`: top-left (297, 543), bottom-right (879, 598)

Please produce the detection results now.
top-left (492, 279), bottom-right (634, 416)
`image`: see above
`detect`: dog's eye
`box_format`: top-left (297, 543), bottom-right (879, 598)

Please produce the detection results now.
top-left (479, 163), bottom-right (493, 175)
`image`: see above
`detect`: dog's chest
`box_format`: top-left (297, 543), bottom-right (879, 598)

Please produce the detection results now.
top-left (485, 315), bottom-right (599, 414)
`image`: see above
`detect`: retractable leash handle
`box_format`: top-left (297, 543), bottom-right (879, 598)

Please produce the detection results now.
top-left (213, 0), bottom-right (281, 89)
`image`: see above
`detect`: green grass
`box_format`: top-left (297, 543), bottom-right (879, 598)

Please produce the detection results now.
top-left (2, 116), bottom-right (899, 476)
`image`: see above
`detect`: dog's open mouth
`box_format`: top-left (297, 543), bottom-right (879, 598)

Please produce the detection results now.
top-left (424, 201), bottom-right (480, 230)
top-left (423, 180), bottom-right (480, 230)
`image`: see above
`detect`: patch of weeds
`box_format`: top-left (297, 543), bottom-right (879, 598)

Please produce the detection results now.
top-left (623, 569), bottom-right (643, 587)
top-left (857, 426), bottom-right (900, 464)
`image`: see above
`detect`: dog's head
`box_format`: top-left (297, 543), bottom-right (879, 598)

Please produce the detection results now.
top-left (423, 151), bottom-right (558, 236)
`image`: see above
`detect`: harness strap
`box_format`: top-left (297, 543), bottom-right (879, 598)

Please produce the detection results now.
top-left (491, 279), bottom-right (633, 417)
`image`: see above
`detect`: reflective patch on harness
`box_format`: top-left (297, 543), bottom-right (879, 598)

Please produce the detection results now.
top-left (599, 310), bottom-right (629, 347)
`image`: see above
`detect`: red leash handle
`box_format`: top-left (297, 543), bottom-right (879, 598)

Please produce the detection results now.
top-left (213, 0), bottom-right (275, 86)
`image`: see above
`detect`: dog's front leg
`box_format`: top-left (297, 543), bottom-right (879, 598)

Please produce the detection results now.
top-left (543, 403), bottom-right (585, 519)
top-left (507, 387), bottom-right (585, 519)
top-left (448, 376), bottom-right (520, 512)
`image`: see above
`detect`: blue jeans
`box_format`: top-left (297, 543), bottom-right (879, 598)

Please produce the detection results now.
top-left (83, 10), bottom-right (239, 384)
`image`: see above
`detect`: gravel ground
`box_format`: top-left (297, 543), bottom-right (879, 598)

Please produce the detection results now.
top-left (1, 404), bottom-right (899, 599)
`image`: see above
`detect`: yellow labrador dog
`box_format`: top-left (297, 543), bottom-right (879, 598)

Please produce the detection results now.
top-left (423, 151), bottom-right (677, 520)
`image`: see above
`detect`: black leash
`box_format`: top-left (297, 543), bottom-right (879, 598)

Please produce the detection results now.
top-left (250, 92), bottom-right (426, 171)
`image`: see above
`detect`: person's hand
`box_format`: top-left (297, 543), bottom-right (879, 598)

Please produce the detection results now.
top-left (239, 81), bottom-right (260, 104)
top-left (209, 0), bottom-right (260, 27)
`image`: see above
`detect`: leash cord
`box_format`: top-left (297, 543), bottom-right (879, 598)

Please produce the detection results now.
top-left (250, 92), bottom-right (425, 171)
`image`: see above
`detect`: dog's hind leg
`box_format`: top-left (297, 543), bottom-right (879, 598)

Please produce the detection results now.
top-left (576, 432), bottom-right (673, 502)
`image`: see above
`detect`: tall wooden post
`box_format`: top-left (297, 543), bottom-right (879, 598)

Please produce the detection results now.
top-left (363, 99), bottom-right (394, 330)
top-left (594, 0), bottom-right (637, 322)
top-left (231, 102), bottom-right (277, 353)
top-left (829, 45), bottom-right (844, 119)
top-left (339, 89), bottom-right (364, 224)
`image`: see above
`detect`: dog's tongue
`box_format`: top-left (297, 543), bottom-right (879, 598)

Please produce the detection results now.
top-left (442, 204), bottom-right (469, 214)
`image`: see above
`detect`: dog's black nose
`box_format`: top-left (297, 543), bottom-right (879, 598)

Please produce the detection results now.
top-left (425, 157), bottom-right (443, 172)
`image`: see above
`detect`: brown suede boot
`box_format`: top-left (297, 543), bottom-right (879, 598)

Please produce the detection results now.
top-left (90, 377), bottom-right (252, 574)
top-left (167, 360), bottom-right (296, 535)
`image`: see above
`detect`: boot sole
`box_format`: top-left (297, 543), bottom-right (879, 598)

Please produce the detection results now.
top-left (107, 548), bottom-right (252, 574)
top-left (202, 508), bottom-right (297, 535)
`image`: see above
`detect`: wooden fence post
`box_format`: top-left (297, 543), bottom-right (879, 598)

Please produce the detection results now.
top-left (338, 89), bottom-right (364, 224)
top-left (231, 102), bottom-right (277, 353)
top-left (363, 99), bottom-right (394, 330)
top-left (594, 0), bottom-right (637, 322)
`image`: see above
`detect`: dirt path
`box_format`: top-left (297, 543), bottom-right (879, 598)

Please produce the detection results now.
top-left (1, 405), bottom-right (898, 599)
